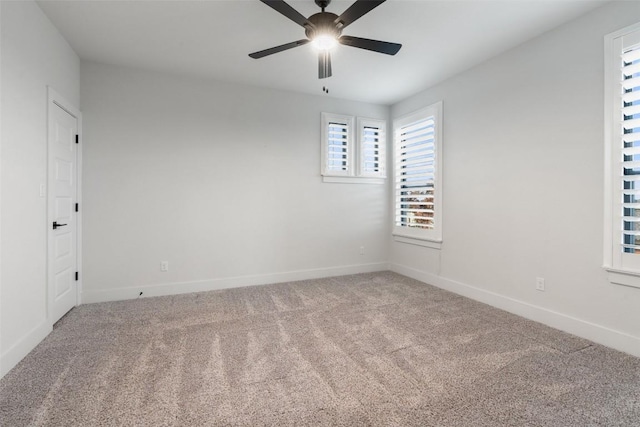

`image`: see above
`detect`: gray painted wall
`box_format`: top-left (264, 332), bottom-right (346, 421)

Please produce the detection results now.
top-left (390, 1), bottom-right (640, 356)
top-left (1, 0), bottom-right (80, 376)
top-left (79, 61), bottom-right (390, 302)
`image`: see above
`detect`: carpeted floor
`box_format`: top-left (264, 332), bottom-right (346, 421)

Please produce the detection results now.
top-left (1, 271), bottom-right (639, 426)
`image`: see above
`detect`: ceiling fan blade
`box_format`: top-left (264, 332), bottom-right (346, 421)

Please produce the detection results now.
top-left (334, 0), bottom-right (386, 30)
top-left (260, 0), bottom-right (314, 29)
top-left (318, 51), bottom-right (332, 79)
top-left (249, 39), bottom-right (310, 59)
top-left (339, 35), bottom-right (401, 55)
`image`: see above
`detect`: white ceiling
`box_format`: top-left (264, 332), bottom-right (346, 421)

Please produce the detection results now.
top-left (37, 0), bottom-right (606, 105)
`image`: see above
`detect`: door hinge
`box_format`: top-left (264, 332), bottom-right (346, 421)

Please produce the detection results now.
top-left (75, 203), bottom-right (79, 212)
top-left (75, 134), bottom-right (79, 144)
top-left (75, 272), bottom-right (79, 281)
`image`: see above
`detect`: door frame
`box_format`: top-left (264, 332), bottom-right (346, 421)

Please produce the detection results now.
top-left (47, 87), bottom-right (83, 324)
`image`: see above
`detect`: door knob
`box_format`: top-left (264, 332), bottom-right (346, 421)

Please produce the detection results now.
top-left (52, 221), bottom-right (68, 230)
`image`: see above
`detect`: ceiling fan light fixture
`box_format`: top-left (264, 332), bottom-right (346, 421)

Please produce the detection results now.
top-left (249, 0), bottom-right (402, 79)
top-left (312, 34), bottom-right (338, 51)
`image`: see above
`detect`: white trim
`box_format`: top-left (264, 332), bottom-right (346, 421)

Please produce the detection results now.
top-left (393, 234), bottom-right (442, 249)
top-left (391, 263), bottom-right (640, 358)
top-left (0, 320), bottom-right (52, 378)
top-left (47, 87), bottom-right (83, 321)
top-left (605, 20), bottom-right (640, 42)
top-left (603, 26), bottom-right (615, 270)
top-left (82, 262), bottom-right (390, 304)
top-left (322, 176), bottom-right (385, 185)
top-left (605, 267), bottom-right (640, 289)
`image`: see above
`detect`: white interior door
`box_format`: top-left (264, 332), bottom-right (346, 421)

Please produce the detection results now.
top-left (48, 102), bottom-right (78, 323)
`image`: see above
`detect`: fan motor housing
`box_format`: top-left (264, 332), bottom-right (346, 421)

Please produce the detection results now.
top-left (315, 0), bottom-right (331, 10)
top-left (305, 12), bottom-right (342, 41)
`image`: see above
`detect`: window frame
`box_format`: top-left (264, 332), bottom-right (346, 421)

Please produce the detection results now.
top-left (604, 22), bottom-right (640, 289)
top-left (392, 101), bottom-right (443, 247)
top-left (321, 112), bottom-right (354, 178)
top-left (357, 117), bottom-right (387, 178)
top-left (321, 112), bottom-right (386, 184)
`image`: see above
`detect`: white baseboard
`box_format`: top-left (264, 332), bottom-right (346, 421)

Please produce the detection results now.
top-left (391, 263), bottom-right (640, 358)
top-left (1, 320), bottom-right (52, 378)
top-left (82, 262), bottom-right (390, 304)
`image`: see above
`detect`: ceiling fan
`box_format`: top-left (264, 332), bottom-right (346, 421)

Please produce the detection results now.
top-left (249, 0), bottom-right (402, 79)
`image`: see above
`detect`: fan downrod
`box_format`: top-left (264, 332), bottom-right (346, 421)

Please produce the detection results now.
top-left (315, 0), bottom-right (331, 12)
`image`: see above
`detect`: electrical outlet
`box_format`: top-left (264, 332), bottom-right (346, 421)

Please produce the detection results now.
top-left (160, 261), bottom-right (169, 272)
top-left (359, 246), bottom-right (365, 255)
top-left (536, 277), bottom-right (545, 291)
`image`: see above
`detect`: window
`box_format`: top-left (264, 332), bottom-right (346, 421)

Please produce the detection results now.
top-left (321, 113), bottom-right (354, 177)
top-left (321, 113), bottom-right (386, 183)
top-left (393, 102), bottom-right (443, 246)
top-left (358, 118), bottom-right (386, 178)
top-left (605, 22), bottom-right (640, 288)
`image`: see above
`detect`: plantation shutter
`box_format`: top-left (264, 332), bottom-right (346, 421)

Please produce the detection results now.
top-left (321, 113), bottom-right (387, 181)
top-left (358, 119), bottom-right (386, 177)
top-left (621, 43), bottom-right (640, 254)
top-left (326, 120), bottom-right (350, 173)
top-left (395, 117), bottom-right (436, 230)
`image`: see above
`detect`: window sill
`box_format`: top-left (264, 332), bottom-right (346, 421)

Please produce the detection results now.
top-left (393, 234), bottom-right (442, 249)
top-left (322, 176), bottom-right (386, 185)
top-left (604, 267), bottom-right (640, 290)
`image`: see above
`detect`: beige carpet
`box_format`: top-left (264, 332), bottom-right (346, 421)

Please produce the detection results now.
top-left (1, 271), bottom-right (639, 426)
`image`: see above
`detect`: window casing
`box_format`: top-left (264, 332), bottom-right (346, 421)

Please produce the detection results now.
top-left (321, 113), bottom-right (386, 183)
top-left (605, 22), bottom-right (640, 288)
top-left (393, 102), bottom-right (443, 245)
